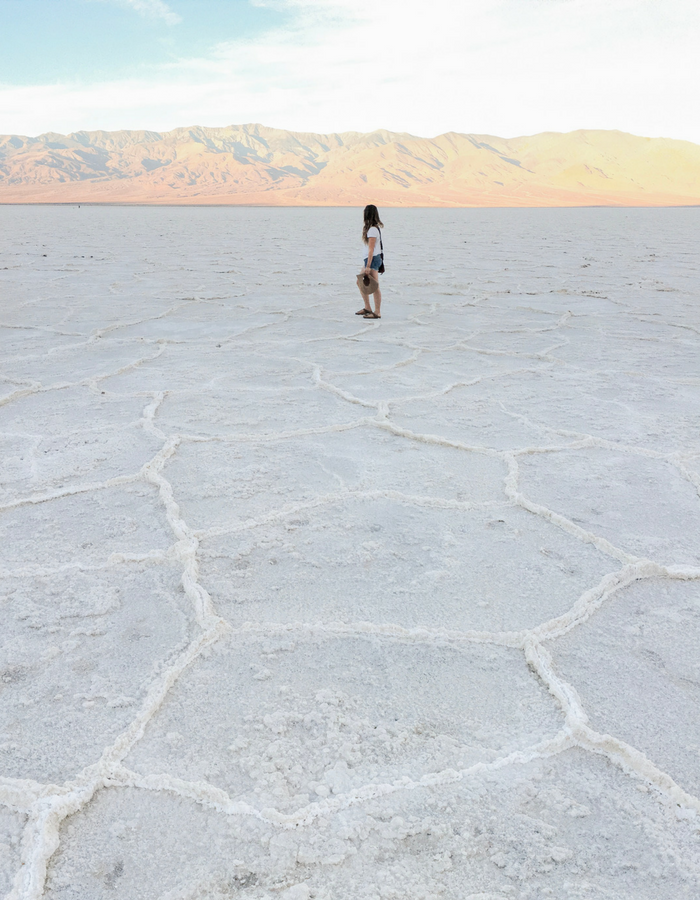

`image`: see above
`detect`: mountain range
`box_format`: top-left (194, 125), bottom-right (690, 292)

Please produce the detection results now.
top-left (1, 124), bottom-right (699, 206)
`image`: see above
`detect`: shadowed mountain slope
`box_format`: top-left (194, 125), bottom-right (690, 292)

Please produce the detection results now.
top-left (1, 123), bottom-right (699, 206)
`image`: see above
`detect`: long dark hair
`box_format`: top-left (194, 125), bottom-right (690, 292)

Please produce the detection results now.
top-left (362, 204), bottom-right (384, 244)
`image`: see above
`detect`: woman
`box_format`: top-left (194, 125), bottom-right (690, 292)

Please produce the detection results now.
top-left (356, 204), bottom-right (384, 319)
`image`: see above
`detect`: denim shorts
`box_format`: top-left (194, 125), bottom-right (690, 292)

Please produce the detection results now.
top-left (364, 254), bottom-right (383, 271)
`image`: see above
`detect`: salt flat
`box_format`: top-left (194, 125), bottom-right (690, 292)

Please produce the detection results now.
top-left (1, 205), bottom-right (699, 900)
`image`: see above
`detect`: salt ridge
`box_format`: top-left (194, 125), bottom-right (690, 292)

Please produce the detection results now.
top-left (1, 206), bottom-right (699, 897)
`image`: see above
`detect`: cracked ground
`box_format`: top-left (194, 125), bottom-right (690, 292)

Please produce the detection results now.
top-left (1, 205), bottom-right (700, 900)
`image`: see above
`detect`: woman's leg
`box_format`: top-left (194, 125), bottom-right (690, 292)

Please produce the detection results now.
top-left (370, 271), bottom-right (381, 316)
top-left (357, 271), bottom-right (372, 312)
top-left (358, 260), bottom-right (372, 312)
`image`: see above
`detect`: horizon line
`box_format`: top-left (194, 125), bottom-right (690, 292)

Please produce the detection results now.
top-left (3, 123), bottom-right (700, 147)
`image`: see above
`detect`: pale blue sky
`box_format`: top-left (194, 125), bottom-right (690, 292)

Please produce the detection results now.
top-left (0, 0), bottom-right (287, 84)
top-left (1, 0), bottom-right (699, 143)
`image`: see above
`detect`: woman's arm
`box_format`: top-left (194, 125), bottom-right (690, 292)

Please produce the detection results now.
top-left (364, 236), bottom-right (376, 272)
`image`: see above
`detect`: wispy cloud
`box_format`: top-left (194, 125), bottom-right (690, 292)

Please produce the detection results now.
top-left (100, 0), bottom-right (182, 25)
top-left (1, 0), bottom-right (699, 141)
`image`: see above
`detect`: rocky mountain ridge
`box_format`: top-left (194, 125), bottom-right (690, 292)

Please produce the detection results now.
top-left (1, 123), bottom-right (699, 206)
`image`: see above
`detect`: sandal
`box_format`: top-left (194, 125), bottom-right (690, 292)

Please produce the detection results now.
top-left (355, 308), bottom-right (372, 315)
top-left (363, 311), bottom-right (381, 319)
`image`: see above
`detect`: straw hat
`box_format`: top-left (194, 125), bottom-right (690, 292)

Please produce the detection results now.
top-left (356, 272), bottom-right (377, 295)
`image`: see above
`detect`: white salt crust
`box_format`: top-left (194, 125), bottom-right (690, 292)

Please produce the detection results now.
top-left (1, 206), bottom-right (699, 899)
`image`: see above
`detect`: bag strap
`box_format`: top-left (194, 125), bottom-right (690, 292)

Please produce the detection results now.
top-left (367, 226), bottom-right (384, 259)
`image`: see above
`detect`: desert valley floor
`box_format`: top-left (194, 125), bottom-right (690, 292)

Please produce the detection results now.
top-left (1, 205), bottom-right (700, 900)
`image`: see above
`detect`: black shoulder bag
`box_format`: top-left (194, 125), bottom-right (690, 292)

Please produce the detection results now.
top-left (378, 229), bottom-right (385, 274)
